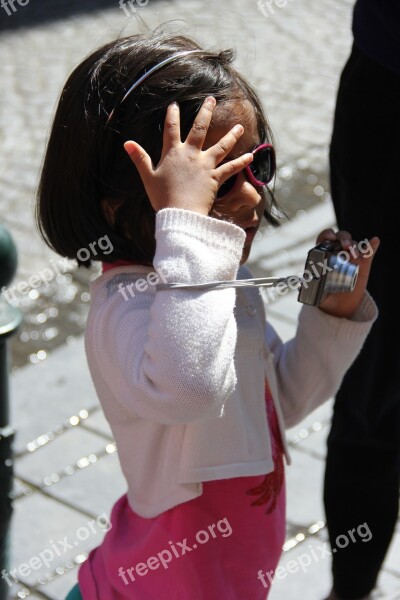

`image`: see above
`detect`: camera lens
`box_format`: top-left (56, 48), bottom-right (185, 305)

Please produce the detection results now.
top-left (325, 254), bottom-right (358, 294)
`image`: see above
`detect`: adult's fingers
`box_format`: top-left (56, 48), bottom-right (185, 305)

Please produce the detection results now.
top-left (185, 96), bottom-right (216, 149)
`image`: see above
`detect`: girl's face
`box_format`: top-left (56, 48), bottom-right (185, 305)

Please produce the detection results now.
top-left (204, 99), bottom-right (266, 265)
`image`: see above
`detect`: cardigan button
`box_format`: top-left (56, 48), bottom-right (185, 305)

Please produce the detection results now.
top-left (246, 304), bottom-right (256, 317)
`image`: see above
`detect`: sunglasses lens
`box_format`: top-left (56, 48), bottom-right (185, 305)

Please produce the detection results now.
top-left (215, 146), bottom-right (275, 198)
top-left (216, 174), bottom-right (238, 198)
top-left (250, 146), bottom-right (275, 184)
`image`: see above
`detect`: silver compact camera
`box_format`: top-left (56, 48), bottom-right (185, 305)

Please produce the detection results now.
top-left (298, 240), bottom-right (359, 306)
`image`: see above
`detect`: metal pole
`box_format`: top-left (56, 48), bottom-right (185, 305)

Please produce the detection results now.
top-left (0, 225), bottom-right (23, 600)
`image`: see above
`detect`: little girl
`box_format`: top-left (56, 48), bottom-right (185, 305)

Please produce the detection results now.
top-left (36, 29), bottom-right (379, 600)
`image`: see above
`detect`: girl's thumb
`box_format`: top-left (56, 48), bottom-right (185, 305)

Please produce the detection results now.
top-left (124, 141), bottom-right (152, 175)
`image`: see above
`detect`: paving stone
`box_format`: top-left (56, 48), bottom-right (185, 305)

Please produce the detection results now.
top-left (268, 534), bottom-right (334, 600)
top-left (47, 451), bottom-right (127, 519)
top-left (286, 399), bottom-right (334, 459)
top-left (36, 566), bottom-right (81, 600)
top-left (80, 408), bottom-right (114, 439)
top-left (9, 336), bottom-right (100, 454)
top-left (290, 421), bottom-right (331, 461)
top-left (15, 427), bottom-right (109, 487)
top-left (249, 202), bottom-right (336, 264)
top-left (373, 571), bottom-right (400, 599)
top-left (8, 493), bottom-right (110, 590)
top-left (384, 521), bottom-right (400, 579)
top-left (11, 477), bottom-right (34, 500)
top-left (285, 447), bottom-right (326, 528)
top-left (10, 586), bottom-right (43, 600)
top-left (286, 397), bottom-right (334, 435)
top-left (268, 533), bottom-right (400, 600)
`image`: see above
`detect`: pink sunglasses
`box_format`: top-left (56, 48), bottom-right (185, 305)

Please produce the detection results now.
top-left (216, 143), bottom-right (276, 198)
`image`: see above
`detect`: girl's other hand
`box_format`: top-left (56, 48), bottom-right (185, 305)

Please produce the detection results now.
top-left (123, 97), bottom-right (253, 215)
top-left (315, 228), bottom-right (380, 319)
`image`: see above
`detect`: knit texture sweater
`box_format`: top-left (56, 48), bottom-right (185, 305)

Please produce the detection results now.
top-left (84, 208), bottom-right (377, 517)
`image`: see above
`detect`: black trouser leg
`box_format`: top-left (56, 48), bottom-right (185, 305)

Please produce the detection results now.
top-left (324, 43), bottom-right (400, 599)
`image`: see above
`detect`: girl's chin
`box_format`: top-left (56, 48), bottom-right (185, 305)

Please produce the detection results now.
top-left (244, 226), bottom-right (258, 244)
top-left (240, 246), bottom-right (251, 265)
top-left (240, 227), bottom-right (258, 263)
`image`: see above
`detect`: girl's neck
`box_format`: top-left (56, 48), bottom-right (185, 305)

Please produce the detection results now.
top-left (102, 259), bottom-right (144, 273)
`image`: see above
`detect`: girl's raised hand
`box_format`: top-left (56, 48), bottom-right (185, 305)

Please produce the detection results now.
top-left (123, 97), bottom-right (253, 215)
top-left (315, 228), bottom-right (380, 319)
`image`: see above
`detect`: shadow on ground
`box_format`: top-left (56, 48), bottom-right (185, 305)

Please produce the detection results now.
top-left (0, 0), bottom-right (163, 32)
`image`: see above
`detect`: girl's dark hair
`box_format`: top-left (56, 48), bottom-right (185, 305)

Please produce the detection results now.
top-left (36, 29), bottom-right (281, 268)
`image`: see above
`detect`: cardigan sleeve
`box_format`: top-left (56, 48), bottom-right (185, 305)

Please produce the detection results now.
top-left (264, 292), bottom-right (378, 428)
top-left (85, 207), bottom-right (246, 425)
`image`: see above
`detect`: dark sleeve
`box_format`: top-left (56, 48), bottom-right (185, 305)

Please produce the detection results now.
top-left (352, 0), bottom-right (400, 76)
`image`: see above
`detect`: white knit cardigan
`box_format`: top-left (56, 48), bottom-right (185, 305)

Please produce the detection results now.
top-left (84, 208), bottom-right (377, 517)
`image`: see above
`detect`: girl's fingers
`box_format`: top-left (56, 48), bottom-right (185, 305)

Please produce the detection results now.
top-left (356, 236), bottom-right (380, 265)
top-left (315, 228), bottom-right (337, 244)
top-left (124, 141), bottom-right (153, 180)
top-left (315, 230), bottom-right (380, 267)
top-left (368, 236), bottom-right (380, 255)
top-left (162, 102), bottom-right (181, 154)
top-left (207, 124), bottom-right (246, 165)
top-left (355, 238), bottom-right (379, 283)
top-left (215, 152), bottom-right (254, 185)
top-left (185, 96), bottom-right (216, 149)
top-left (315, 229), bottom-right (354, 251)
top-left (335, 230), bottom-right (353, 249)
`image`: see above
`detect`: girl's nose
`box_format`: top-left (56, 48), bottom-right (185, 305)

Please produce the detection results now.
top-left (228, 171), bottom-right (261, 211)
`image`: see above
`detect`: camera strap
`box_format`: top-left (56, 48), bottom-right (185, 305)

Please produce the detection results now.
top-left (156, 276), bottom-right (297, 292)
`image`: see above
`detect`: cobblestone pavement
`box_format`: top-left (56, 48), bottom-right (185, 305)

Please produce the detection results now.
top-left (1, 1), bottom-right (399, 599)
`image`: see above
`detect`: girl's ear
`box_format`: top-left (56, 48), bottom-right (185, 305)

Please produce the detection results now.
top-left (101, 198), bottom-right (123, 227)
